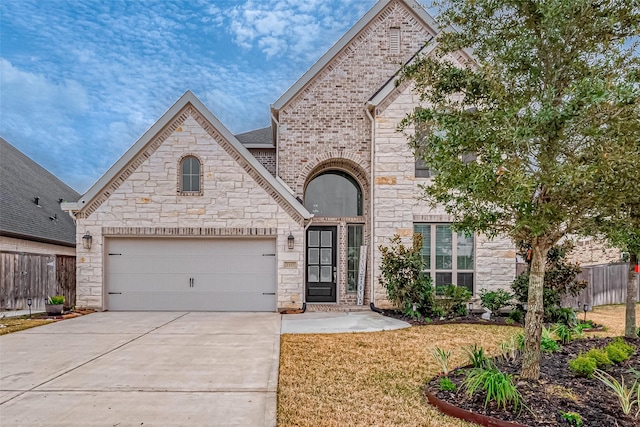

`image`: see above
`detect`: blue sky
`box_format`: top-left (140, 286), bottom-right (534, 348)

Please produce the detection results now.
top-left (1, 0), bottom-right (381, 193)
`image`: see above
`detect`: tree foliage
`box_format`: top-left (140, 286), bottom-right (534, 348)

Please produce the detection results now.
top-left (400, 0), bottom-right (640, 378)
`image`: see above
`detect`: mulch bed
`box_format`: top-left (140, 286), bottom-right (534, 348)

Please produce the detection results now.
top-left (382, 308), bottom-right (523, 327)
top-left (426, 337), bottom-right (640, 427)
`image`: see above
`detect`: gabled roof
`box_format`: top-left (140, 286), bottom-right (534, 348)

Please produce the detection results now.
top-left (235, 126), bottom-right (274, 148)
top-left (0, 137), bottom-right (80, 247)
top-left (62, 91), bottom-right (311, 221)
top-left (271, 0), bottom-right (440, 112)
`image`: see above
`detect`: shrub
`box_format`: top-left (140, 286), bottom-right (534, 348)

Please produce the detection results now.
top-left (593, 369), bottom-right (637, 416)
top-left (431, 347), bottom-right (452, 376)
top-left (379, 235), bottom-right (433, 317)
top-left (433, 284), bottom-right (472, 318)
top-left (559, 411), bottom-right (583, 427)
top-left (569, 354), bottom-right (598, 378)
top-left (464, 344), bottom-right (488, 368)
top-left (541, 326), bottom-right (561, 353)
top-left (549, 307), bottom-right (578, 328)
top-left (585, 348), bottom-right (613, 368)
top-left (439, 376), bottom-right (456, 392)
top-left (462, 363), bottom-right (523, 411)
top-left (609, 337), bottom-right (635, 358)
top-left (47, 295), bottom-right (65, 305)
top-left (606, 343), bottom-right (630, 364)
top-left (479, 288), bottom-right (512, 318)
top-left (512, 243), bottom-right (586, 323)
top-left (508, 309), bottom-right (523, 324)
top-left (553, 323), bottom-right (582, 344)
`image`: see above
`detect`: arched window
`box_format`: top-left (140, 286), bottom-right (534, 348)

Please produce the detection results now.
top-left (304, 171), bottom-right (362, 217)
top-left (180, 156), bottom-right (201, 193)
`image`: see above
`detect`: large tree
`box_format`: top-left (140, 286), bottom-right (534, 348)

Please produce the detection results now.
top-left (400, 0), bottom-right (640, 379)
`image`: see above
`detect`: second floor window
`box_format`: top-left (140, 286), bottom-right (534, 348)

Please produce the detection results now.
top-left (181, 156), bottom-right (201, 193)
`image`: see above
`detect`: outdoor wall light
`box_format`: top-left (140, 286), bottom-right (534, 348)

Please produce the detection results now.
top-left (82, 232), bottom-right (93, 250)
top-left (287, 232), bottom-right (295, 250)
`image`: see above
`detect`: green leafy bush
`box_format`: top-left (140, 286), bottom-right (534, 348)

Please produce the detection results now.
top-left (479, 288), bottom-right (512, 318)
top-left (508, 309), bottom-right (523, 324)
top-left (541, 326), bottom-right (561, 353)
top-left (585, 348), bottom-right (613, 368)
top-left (553, 323), bottom-right (582, 344)
top-left (433, 284), bottom-right (471, 317)
top-left (609, 337), bottom-right (635, 358)
top-left (549, 307), bottom-right (578, 328)
top-left (512, 243), bottom-right (586, 324)
top-left (379, 234), bottom-right (433, 317)
top-left (47, 295), bottom-right (65, 305)
top-left (569, 354), bottom-right (598, 378)
top-left (462, 363), bottom-right (523, 411)
top-left (606, 343), bottom-right (630, 364)
top-left (560, 411), bottom-right (583, 427)
top-left (464, 344), bottom-right (488, 368)
top-left (439, 376), bottom-right (456, 392)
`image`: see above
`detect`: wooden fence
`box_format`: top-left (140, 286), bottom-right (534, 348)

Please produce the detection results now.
top-left (0, 252), bottom-right (76, 310)
top-left (516, 262), bottom-right (639, 307)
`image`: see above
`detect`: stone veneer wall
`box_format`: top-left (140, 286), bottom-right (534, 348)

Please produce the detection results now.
top-left (74, 114), bottom-right (304, 310)
top-left (568, 238), bottom-right (622, 266)
top-left (372, 84), bottom-right (516, 306)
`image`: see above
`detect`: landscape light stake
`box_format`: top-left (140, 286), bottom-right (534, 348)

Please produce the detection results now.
top-left (27, 298), bottom-right (32, 318)
top-left (583, 304), bottom-right (589, 323)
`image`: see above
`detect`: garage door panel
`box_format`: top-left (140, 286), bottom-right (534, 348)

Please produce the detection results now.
top-left (105, 238), bottom-right (277, 311)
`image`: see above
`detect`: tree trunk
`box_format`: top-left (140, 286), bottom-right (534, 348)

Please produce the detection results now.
top-left (521, 243), bottom-right (549, 380)
top-left (625, 252), bottom-right (638, 338)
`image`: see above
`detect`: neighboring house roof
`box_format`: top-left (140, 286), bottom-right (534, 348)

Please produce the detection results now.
top-left (0, 137), bottom-right (80, 247)
top-left (62, 91), bottom-right (311, 221)
top-left (235, 126), bottom-right (274, 148)
top-left (270, 0), bottom-right (440, 112)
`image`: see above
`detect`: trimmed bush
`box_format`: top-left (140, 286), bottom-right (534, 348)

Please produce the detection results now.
top-left (605, 343), bottom-right (629, 364)
top-left (609, 337), bottom-right (635, 358)
top-left (569, 354), bottom-right (598, 378)
top-left (585, 348), bottom-right (612, 368)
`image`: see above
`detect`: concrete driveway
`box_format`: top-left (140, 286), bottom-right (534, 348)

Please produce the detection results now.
top-left (0, 312), bottom-right (280, 426)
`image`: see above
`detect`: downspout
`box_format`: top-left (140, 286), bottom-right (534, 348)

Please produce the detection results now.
top-left (299, 219), bottom-right (314, 313)
top-left (270, 109), bottom-right (280, 178)
top-left (365, 104), bottom-right (378, 312)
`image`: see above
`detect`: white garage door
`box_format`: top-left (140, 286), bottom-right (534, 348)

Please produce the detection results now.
top-left (105, 238), bottom-right (277, 311)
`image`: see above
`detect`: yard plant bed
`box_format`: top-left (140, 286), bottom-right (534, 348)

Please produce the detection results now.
top-left (382, 308), bottom-right (523, 327)
top-left (427, 337), bottom-right (640, 427)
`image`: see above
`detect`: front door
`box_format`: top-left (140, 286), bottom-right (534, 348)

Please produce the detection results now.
top-left (306, 226), bottom-right (337, 302)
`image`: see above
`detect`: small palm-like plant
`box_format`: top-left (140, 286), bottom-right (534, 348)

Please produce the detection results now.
top-left (462, 362), bottom-right (523, 412)
top-left (430, 347), bottom-right (452, 376)
top-left (593, 369), bottom-right (637, 416)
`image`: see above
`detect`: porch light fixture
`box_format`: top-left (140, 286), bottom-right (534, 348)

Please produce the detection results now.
top-left (287, 232), bottom-right (295, 250)
top-left (82, 232), bottom-right (93, 250)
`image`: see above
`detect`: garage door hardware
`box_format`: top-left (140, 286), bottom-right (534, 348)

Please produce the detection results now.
top-left (262, 253), bottom-right (276, 256)
top-left (108, 253), bottom-right (122, 256)
top-left (189, 277), bottom-right (195, 287)
top-left (108, 292), bottom-right (122, 295)
top-left (263, 292), bottom-right (276, 295)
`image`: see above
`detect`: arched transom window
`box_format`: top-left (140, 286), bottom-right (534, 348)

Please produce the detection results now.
top-left (304, 171), bottom-right (362, 217)
top-left (180, 156), bottom-right (201, 193)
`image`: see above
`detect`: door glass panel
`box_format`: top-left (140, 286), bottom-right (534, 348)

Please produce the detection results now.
top-left (320, 266), bottom-right (332, 282)
top-left (308, 248), bottom-right (319, 264)
top-left (308, 266), bottom-right (319, 282)
top-left (347, 225), bottom-right (363, 292)
top-left (321, 231), bottom-right (332, 247)
top-left (320, 248), bottom-right (332, 265)
top-left (308, 230), bottom-right (319, 247)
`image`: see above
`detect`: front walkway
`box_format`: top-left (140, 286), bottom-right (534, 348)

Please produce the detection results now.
top-left (281, 311), bottom-right (410, 334)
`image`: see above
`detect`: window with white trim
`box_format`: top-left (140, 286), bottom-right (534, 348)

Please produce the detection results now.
top-left (414, 223), bottom-right (474, 294)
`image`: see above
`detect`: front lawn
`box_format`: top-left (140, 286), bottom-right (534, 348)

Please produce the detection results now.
top-left (0, 317), bottom-right (53, 335)
top-left (278, 324), bottom-right (516, 426)
top-left (277, 304), bottom-right (638, 426)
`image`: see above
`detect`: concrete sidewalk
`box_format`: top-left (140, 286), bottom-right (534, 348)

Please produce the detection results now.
top-left (281, 311), bottom-right (410, 334)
